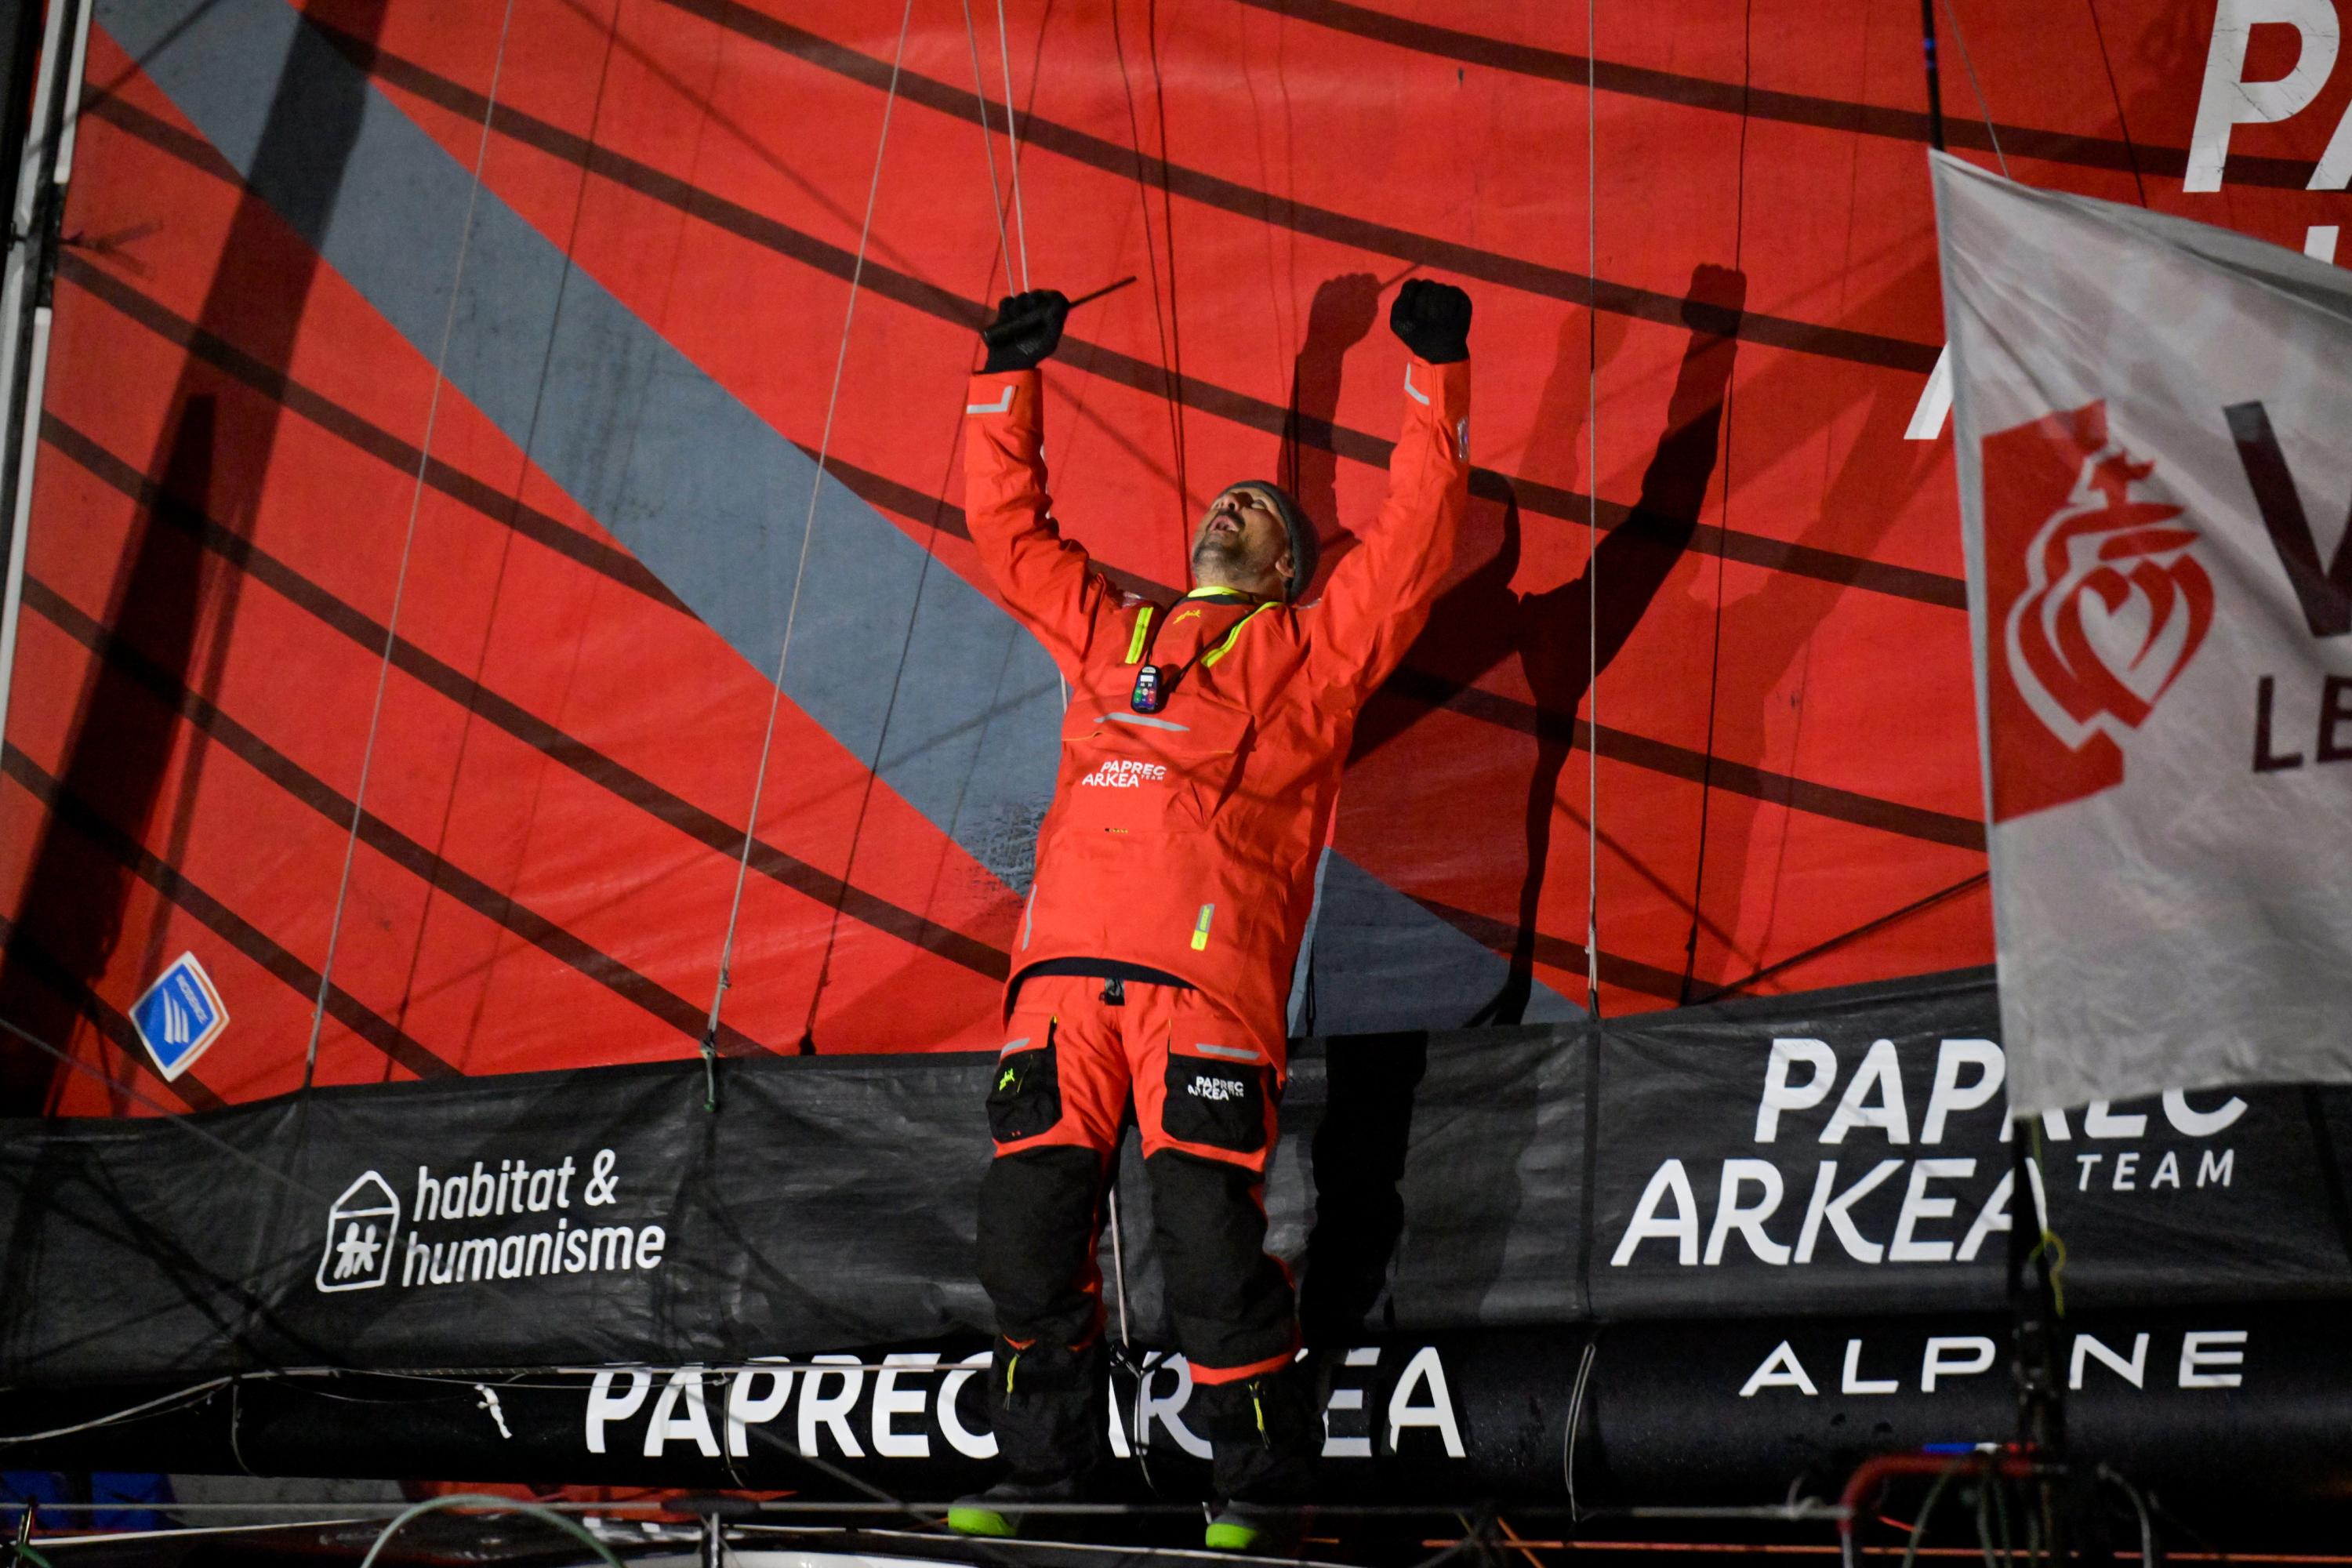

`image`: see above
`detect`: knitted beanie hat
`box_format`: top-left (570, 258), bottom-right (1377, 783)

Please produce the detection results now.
top-left (1225, 479), bottom-right (1319, 601)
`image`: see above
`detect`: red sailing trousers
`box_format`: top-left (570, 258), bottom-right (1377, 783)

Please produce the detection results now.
top-left (975, 973), bottom-right (1304, 1483)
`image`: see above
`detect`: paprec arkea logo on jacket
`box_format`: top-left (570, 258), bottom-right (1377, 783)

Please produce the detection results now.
top-left (1981, 401), bottom-right (2213, 822)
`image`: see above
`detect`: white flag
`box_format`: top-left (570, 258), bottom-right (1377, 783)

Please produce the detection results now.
top-left (1933, 152), bottom-right (2352, 1116)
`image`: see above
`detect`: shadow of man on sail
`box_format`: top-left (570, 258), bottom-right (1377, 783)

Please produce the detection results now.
top-left (1281, 270), bottom-right (1384, 583)
top-left (0, 398), bottom-right (212, 1115)
top-left (1676, 340), bottom-right (1949, 999)
top-left (1294, 267), bottom-right (1744, 1343)
top-left (0, 1), bottom-right (394, 1112)
top-left (1479, 263), bottom-right (1748, 1025)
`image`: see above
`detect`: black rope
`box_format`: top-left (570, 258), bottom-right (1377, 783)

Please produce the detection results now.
top-left (1695, 870), bottom-right (1989, 1004)
top-left (1678, 0), bottom-right (1753, 1007)
top-left (2079, 0), bottom-right (2150, 207)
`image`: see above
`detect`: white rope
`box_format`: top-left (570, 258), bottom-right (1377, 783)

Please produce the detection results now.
top-left (1105, 1185), bottom-right (1161, 1491)
top-left (992, 0), bottom-right (1033, 290)
top-left (303, 0), bottom-right (521, 1083)
top-left (1107, 1185), bottom-right (1133, 1350)
top-left (1563, 1338), bottom-right (1599, 1517)
top-left (0, 1377), bottom-right (234, 1446)
top-left (958, 0), bottom-right (1016, 293)
top-left (702, 0), bottom-right (917, 1048)
top-left (1583, 0), bottom-right (1601, 1018)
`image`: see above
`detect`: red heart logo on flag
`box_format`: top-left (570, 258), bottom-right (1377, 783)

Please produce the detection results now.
top-left (2007, 443), bottom-right (2214, 749)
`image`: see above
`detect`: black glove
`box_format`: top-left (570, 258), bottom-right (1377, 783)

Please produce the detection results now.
top-left (1388, 278), bottom-right (1472, 364)
top-left (981, 289), bottom-right (1069, 372)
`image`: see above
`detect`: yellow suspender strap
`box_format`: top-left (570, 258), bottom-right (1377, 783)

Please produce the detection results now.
top-left (1200, 604), bottom-right (1276, 668)
top-left (1123, 604), bottom-right (1156, 664)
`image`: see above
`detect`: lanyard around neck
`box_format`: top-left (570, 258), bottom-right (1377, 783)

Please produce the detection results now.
top-left (1127, 599), bottom-right (1275, 712)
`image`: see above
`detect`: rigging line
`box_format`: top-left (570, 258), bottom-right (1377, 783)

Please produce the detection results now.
top-left (0, 1377), bottom-right (235, 1446)
top-left (0, 1014), bottom-right (336, 1208)
top-left (1583, 0), bottom-right (1599, 1020)
top-left (1680, 0), bottom-right (1753, 1005)
top-left (1697, 868), bottom-right (1988, 1003)
top-left (1146, 0), bottom-right (1192, 543)
top-left (959, 0), bottom-right (1016, 290)
top-left (379, 0), bottom-right (630, 1040)
top-left (802, 9), bottom-right (1031, 1042)
top-left (1937, 0), bottom-right (2009, 178)
top-left (993, 0), bottom-right (1033, 291)
top-left (1563, 1338), bottom-right (1599, 1519)
top-left (301, 0), bottom-right (522, 1087)
top-left (800, 468), bottom-right (962, 1039)
top-left (2078, 0), bottom-right (2148, 206)
top-left (1107, 1180), bottom-right (1133, 1352)
top-left (702, 0), bottom-right (917, 1064)
top-left (0, 1010), bottom-right (587, 1328)
top-left (1109, 1), bottom-right (1192, 563)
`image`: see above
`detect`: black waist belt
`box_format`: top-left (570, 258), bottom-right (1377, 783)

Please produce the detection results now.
top-left (1011, 957), bottom-right (1196, 1005)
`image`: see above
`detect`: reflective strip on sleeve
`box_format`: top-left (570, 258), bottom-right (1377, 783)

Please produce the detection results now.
top-left (1123, 604), bottom-right (1156, 663)
top-left (967, 384), bottom-right (1016, 415)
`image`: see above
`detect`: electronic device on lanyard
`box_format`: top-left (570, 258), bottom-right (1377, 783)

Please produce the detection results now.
top-left (1129, 594), bottom-right (1262, 715)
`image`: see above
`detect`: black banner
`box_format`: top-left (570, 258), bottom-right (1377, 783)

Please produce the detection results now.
top-left (1589, 970), bottom-right (2352, 1316)
top-left (3, 968), bottom-right (2349, 1385)
top-left (9, 1307), bottom-right (2349, 1508)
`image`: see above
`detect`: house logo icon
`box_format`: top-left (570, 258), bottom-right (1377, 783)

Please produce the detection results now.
top-left (317, 1171), bottom-right (401, 1294)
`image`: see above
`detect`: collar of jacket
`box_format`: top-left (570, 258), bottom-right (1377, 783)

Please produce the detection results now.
top-left (1180, 586), bottom-right (1265, 605)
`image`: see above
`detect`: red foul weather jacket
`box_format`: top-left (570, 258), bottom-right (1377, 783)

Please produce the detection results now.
top-left (964, 356), bottom-right (1471, 1047)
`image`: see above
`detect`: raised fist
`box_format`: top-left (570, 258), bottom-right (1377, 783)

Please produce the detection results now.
top-left (981, 290), bottom-right (1070, 373)
top-left (1388, 278), bottom-right (1472, 364)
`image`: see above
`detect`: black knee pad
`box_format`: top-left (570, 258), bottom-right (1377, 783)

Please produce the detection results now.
top-left (976, 1144), bottom-right (1106, 1342)
top-left (1145, 1150), bottom-right (1294, 1372)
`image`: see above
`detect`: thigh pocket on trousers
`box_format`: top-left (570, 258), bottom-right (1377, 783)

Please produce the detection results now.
top-left (988, 1022), bottom-right (1062, 1145)
top-left (1161, 1051), bottom-right (1268, 1153)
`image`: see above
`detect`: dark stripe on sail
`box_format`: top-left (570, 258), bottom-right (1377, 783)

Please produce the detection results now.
top-left (0, 745), bottom-right (459, 1080)
top-left (1405, 892), bottom-right (1689, 1003)
top-left (1379, 666), bottom-right (1987, 852)
top-left (38, 414), bottom-right (1014, 985)
top-left (60, 244), bottom-right (979, 615)
top-left (22, 576), bottom-right (776, 1058)
top-left (54, 249), bottom-right (688, 616)
top-left (0, 916), bottom-right (226, 1112)
top-left (1237, 0), bottom-right (2325, 191)
top-left (50, 258), bottom-right (1969, 857)
top-left (623, 0), bottom-right (1943, 374)
top-left (82, 63), bottom-right (1964, 613)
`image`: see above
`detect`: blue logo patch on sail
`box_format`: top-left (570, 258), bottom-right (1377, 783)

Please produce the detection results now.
top-left (129, 953), bottom-right (230, 1081)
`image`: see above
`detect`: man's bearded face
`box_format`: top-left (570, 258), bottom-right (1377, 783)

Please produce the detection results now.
top-left (1191, 485), bottom-right (1290, 587)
